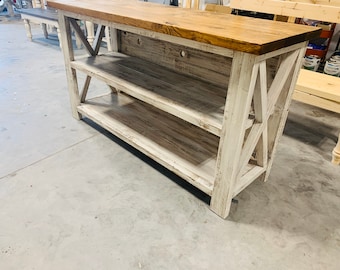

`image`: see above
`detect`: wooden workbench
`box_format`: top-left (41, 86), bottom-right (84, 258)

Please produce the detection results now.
top-left (47, 0), bottom-right (320, 218)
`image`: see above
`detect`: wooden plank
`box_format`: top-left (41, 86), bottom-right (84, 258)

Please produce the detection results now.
top-left (295, 69), bottom-right (340, 103)
top-left (183, 0), bottom-right (191, 8)
top-left (193, 0), bottom-right (199, 10)
top-left (267, 50), bottom-right (300, 115)
top-left (210, 52), bottom-right (257, 218)
top-left (238, 123), bottom-right (265, 172)
top-left (69, 18), bottom-right (95, 56)
top-left (293, 90), bottom-right (340, 113)
top-left (20, 14), bottom-right (59, 26)
top-left (80, 76), bottom-right (91, 103)
top-left (286, 0), bottom-right (340, 6)
top-left (79, 92), bottom-right (218, 195)
top-left (205, 4), bottom-right (232, 14)
top-left (47, 0), bottom-right (320, 55)
top-left (233, 166), bottom-right (265, 197)
top-left (93, 25), bottom-right (106, 55)
top-left (182, 0), bottom-right (201, 9)
top-left (58, 12), bottom-right (81, 119)
top-left (78, 92), bottom-right (262, 196)
top-left (254, 61), bottom-right (268, 168)
top-left (120, 31), bottom-right (232, 89)
top-left (71, 53), bottom-right (227, 136)
top-left (108, 27), bottom-right (119, 52)
top-left (264, 46), bottom-right (307, 182)
top-left (18, 7), bottom-right (58, 21)
top-left (230, 0), bottom-right (340, 23)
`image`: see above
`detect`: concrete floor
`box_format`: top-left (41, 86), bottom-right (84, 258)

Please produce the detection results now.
top-left (1, 17), bottom-right (340, 270)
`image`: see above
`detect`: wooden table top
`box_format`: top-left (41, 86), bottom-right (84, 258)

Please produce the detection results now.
top-left (47, 0), bottom-right (321, 55)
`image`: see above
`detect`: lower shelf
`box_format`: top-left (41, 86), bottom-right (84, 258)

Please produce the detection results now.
top-left (78, 92), bottom-right (264, 196)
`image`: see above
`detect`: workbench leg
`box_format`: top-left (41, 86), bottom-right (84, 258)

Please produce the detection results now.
top-left (23, 19), bottom-right (32, 41)
top-left (58, 12), bottom-right (81, 119)
top-left (332, 133), bottom-right (340, 165)
top-left (210, 52), bottom-right (258, 218)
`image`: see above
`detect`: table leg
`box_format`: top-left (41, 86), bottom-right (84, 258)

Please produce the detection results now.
top-left (57, 27), bottom-right (62, 49)
top-left (210, 52), bottom-right (257, 218)
top-left (42, 23), bottom-right (48, 39)
top-left (210, 45), bottom-right (307, 218)
top-left (58, 12), bottom-right (81, 119)
top-left (85, 21), bottom-right (95, 46)
top-left (106, 27), bottom-right (118, 52)
top-left (23, 19), bottom-right (33, 41)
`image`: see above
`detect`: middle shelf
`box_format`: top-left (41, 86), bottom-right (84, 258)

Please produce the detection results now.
top-left (71, 52), bottom-right (228, 136)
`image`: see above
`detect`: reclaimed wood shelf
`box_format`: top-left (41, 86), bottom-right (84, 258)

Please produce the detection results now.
top-left (48, 0), bottom-right (320, 218)
top-left (71, 53), bottom-right (227, 136)
top-left (78, 92), bottom-right (263, 196)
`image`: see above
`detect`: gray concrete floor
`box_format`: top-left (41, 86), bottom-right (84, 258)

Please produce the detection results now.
top-left (0, 17), bottom-right (340, 270)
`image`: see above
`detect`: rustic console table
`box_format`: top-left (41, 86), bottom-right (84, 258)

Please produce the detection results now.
top-left (47, 0), bottom-right (320, 218)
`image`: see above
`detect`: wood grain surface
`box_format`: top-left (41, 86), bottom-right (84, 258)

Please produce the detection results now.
top-left (230, 0), bottom-right (340, 23)
top-left (296, 69), bottom-right (340, 103)
top-left (71, 52), bottom-right (227, 136)
top-left (78, 92), bottom-right (261, 195)
top-left (47, 0), bottom-right (321, 54)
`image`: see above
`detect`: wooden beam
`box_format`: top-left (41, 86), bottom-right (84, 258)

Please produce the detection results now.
top-left (205, 4), bottom-right (232, 13)
top-left (69, 18), bottom-right (95, 56)
top-left (254, 61), bottom-right (268, 168)
top-left (230, 0), bottom-right (340, 23)
top-left (264, 45), bottom-right (307, 182)
top-left (210, 52), bottom-right (258, 218)
top-left (58, 13), bottom-right (81, 119)
top-left (295, 69), bottom-right (340, 103)
top-left (93, 25), bottom-right (106, 55)
top-left (80, 76), bottom-right (91, 103)
top-left (287, 0), bottom-right (340, 7)
top-left (293, 90), bottom-right (340, 113)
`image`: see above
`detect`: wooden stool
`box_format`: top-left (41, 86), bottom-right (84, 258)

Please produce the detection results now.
top-left (19, 7), bottom-right (61, 47)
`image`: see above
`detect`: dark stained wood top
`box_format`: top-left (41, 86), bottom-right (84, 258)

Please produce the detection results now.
top-left (47, 0), bottom-right (321, 55)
